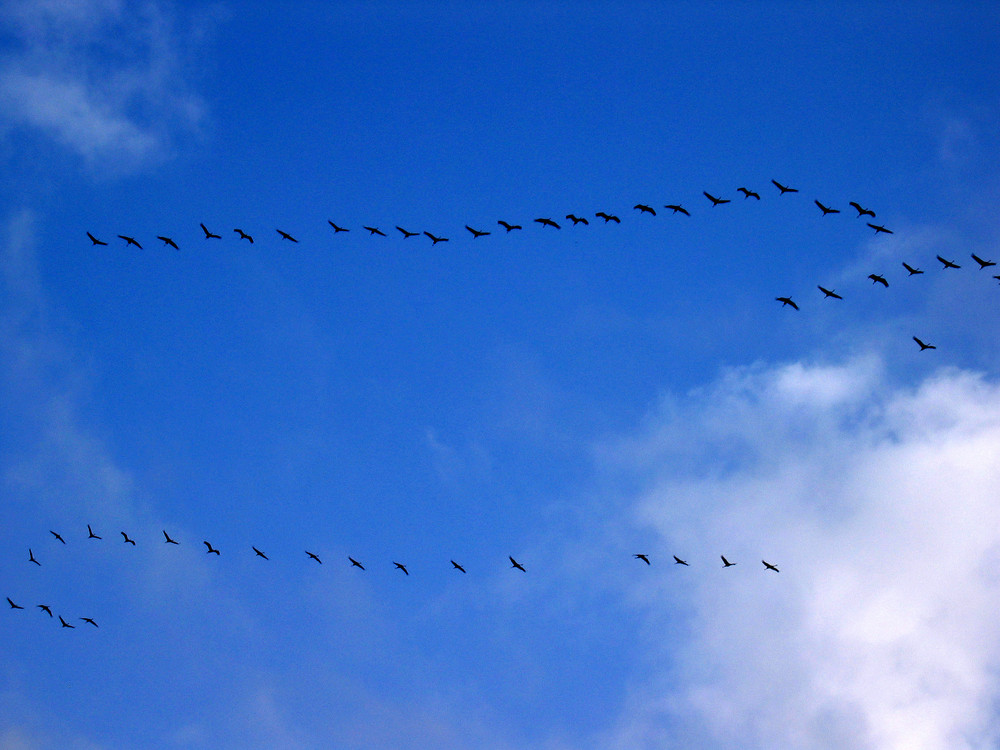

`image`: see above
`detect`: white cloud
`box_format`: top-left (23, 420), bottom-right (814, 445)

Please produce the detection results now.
top-left (602, 358), bottom-right (1000, 750)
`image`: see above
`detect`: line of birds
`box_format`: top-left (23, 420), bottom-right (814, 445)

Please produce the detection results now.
top-left (85, 179), bottom-right (901, 253)
top-left (5, 596), bottom-right (98, 628)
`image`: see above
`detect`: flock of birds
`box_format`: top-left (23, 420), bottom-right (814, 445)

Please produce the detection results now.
top-left (6, 523), bottom-right (782, 631)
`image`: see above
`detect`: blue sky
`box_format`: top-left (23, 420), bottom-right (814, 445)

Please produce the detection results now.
top-left (2, 2), bottom-right (1000, 748)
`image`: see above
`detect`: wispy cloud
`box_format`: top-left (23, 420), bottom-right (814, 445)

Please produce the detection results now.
top-left (0, 0), bottom-right (207, 174)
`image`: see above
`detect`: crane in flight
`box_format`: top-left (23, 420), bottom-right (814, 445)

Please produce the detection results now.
top-left (721, 555), bottom-right (736, 567)
top-left (424, 231), bottom-right (449, 244)
top-left (634, 204), bottom-right (656, 215)
top-left (87, 525), bottom-right (101, 540)
top-left (305, 551), bottom-right (322, 564)
top-left (394, 562), bottom-right (409, 575)
top-left (7, 597), bottom-right (24, 609)
top-left (50, 530), bottom-right (66, 544)
top-left (497, 220), bottom-right (522, 232)
top-left (664, 204), bottom-right (690, 215)
top-left (867, 223), bottom-right (893, 234)
top-left (276, 229), bottom-right (298, 242)
top-left (534, 217), bottom-right (560, 229)
top-left (163, 530), bottom-right (179, 545)
top-left (203, 541), bottom-right (220, 555)
top-left (868, 274), bottom-right (889, 288)
top-left (234, 228), bottom-right (254, 243)
top-left (59, 615), bottom-right (75, 628)
top-left (157, 236), bottom-right (179, 250)
top-left (451, 560), bottom-right (466, 573)
top-left (118, 234), bottom-right (142, 249)
top-left (87, 232), bottom-right (108, 245)
top-left (817, 286), bottom-right (843, 299)
top-left (771, 180), bottom-right (798, 195)
top-left (364, 226), bottom-right (386, 236)
top-left (936, 255), bottom-right (960, 269)
top-left (29, 549), bottom-right (40, 566)
top-left (121, 531), bottom-right (136, 545)
top-left (634, 554), bottom-right (650, 565)
top-left (814, 200), bottom-right (840, 215)
top-left (565, 214), bottom-right (589, 225)
top-left (200, 223), bottom-right (221, 239)
top-left (595, 212), bottom-right (620, 223)
top-left (737, 187), bottom-right (760, 200)
top-left (349, 557), bottom-right (365, 570)
top-left (396, 226), bottom-right (419, 238)
top-left (775, 296), bottom-right (799, 310)
top-left (80, 617), bottom-right (99, 628)
top-left (971, 254), bottom-right (996, 270)
top-left (849, 202), bottom-right (875, 218)
top-left (509, 556), bottom-right (526, 571)
top-left (466, 225), bottom-right (491, 237)
top-left (673, 555), bottom-right (689, 566)
top-left (703, 192), bottom-right (730, 206)
top-left (328, 221), bottom-right (350, 233)
top-left (38, 604), bottom-right (52, 617)
top-left (913, 336), bottom-right (936, 351)
top-left (902, 262), bottom-right (924, 275)
top-left (252, 546), bottom-right (269, 560)
top-left (762, 560), bottom-right (780, 572)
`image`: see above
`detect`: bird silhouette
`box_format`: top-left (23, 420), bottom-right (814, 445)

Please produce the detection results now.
top-left (203, 541), bottom-right (220, 555)
top-left (902, 262), bottom-right (924, 275)
top-left (28, 549), bottom-right (40, 566)
top-left (565, 214), bottom-right (589, 225)
top-left (913, 336), bottom-right (936, 351)
top-left (936, 255), bottom-right (960, 269)
top-left (37, 604), bottom-right (52, 617)
top-left (305, 550), bottom-right (322, 564)
top-left (252, 546), bottom-right (268, 560)
top-left (234, 228), bottom-right (254, 243)
top-left (817, 286), bottom-right (843, 299)
top-left (451, 560), bottom-right (466, 573)
top-left (771, 180), bottom-right (798, 195)
top-left (737, 187), bottom-right (760, 200)
top-left (157, 236), bottom-right (179, 250)
top-left (118, 235), bottom-right (142, 249)
top-left (509, 556), bottom-right (526, 571)
top-left (50, 530), bottom-right (65, 544)
top-left (424, 231), bottom-right (449, 244)
top-left (200, 223), bottom-right (221, 239)
top-left (394, 562), bottom-right (409, 575)
top-left (634, 553), bottom-right (650, 565)
top-left (497, 220), bottom-right (522, 232)
top-left (814, 200), bottom-right (840, 215)
top-left (867, 223), bottom-right (893, 234)
top-left (466, 225), bottom-right (491, 238)
top-left (762, 560), bottom-right (780, 572)
top-left (634, 204), bottom-right (656, 215)
top-left (328, 221), bottom-right (350, 233)
top-left (364, 226), bottom-right (386, 236)
top-left (349, 557), bottom-right (365, 570)
top-left (87, 524), bottom-right (101, 540)
top-left (595, 212), bottom-right (620, 223)
top-left (849, 202), bottom-right (875, 218)
top-left (664, 204), bottom-right (690, 216)
top-left (721, 555), bottom-right (736, 567)
top-left (971, 254), bottom-right (996, 270)
top-left (121, 531), bottom-right (136, 545)
top-left (7, 597), bottom-right (24, 609)
top-left (163, 530), bottom-right (178, 544)
top-left (80, 617), bottom-right (98, 628)
top-left (276, 229), bottom-right (298, 242)
top-left (673, 555), bottom-right (689, 566)
top-left (868, 274), bottom-right (889, 288)
top-left (87, 232), bottom-right (108, 246)
top-left (396, 226), bottom-right (419, 238)
top-left (59, 615), bottom-right (75, 628)
top-left (776, 296), bottom-right (799, 310)
top-left (703, 192), bottom-right (730, 206)
top-left (534, 218), bottom-right (560, 229)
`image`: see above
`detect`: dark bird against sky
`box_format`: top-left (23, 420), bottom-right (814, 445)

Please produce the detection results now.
top-left (776, 296), bottom-right (799, 310)
top-left (200, 223), bottom-right (221, 239)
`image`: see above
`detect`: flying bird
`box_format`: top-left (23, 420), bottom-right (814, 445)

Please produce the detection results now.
top-left (814, 200), bottom-right (840, 215)
top-left (396, 226), bottom-right (419, 238)
top-left (252, 546), bottom-right (269, 560)
top-left (305, 550), bottom-right (322, 564)
top-left (595, 212), bottom-right (620, 223)
top-left (200, 223), bottom-right (221, 239)
top-left (868, 274), bottom-right (889, 288)
top-left (87, 525), bottom-right (101, 540)
top-left (121, 531), bottom-right (136, 545)
top-left (721, 555), bottom-right (736, 567)
top-left (37, 604), bottom-right (52, 617)
top-left (157, 236), bottom-right (179, 250)
top-left (163, 530), bottom-right (178, 545)
top-left (775, 296), bottom-right (799, 310)
top-left (28, 549), bottom-right (40, 566)
top-left (817, 285), bottom-right (843, 299)
top-left (971, 253), bottom-right (996, 270)
top-left (762, 560), bottom-right (780, 572)
top-left (867, 223), bottom-right (893, 234)
top-left (349, 557), bottom-right (365, 570)
top-left (276, 229), bottom-right (298, 242)
top-left (328, 221), bottom-right (350, 233)
top-left (664, 204), bottom-right (691, 216)
top-left (364, 226), bottom-right (386, 237)
top-left (451, 560), bottom-right (466, 573)
top-left (234, 228), bottom-right (254, 243)
top-left (634, 204), bottom-right (656, 215)
top-left (565, 214), bottom-right (589, 225)
top-left (849, 202), bottom-right (875, 218)
top-left (634, 554), bottom-right (650, 565)
top-left (509, 556), bottom-right (526, 571)
top-left (118, 235), bottom-right (142, 249)
top-left (771, 180), bottom-right (798, 195)
top-left (936, 255), bottom-right (960, 269)
top-left (913, 336), bottom-right (936, 351)
top-left (534, 217), bottom-right (560, 229)
top-left (737, 187), bottom-right (760, 200)
top-left (424, 231), bottom-right (449, 244)
top-left (497, 220), bottom-right (522, 232)
top-left (87, 232), bottom-right (108, 246)
top-left (703, 192), bottom-right (730, 206)
top-left (203, 541), bottom-right (220, 555)
top-left (59, 615), bottom-right (75, 628)
top-left (80, 617), bottom-right (99, 628)
top-left (50, 530), bottom-right (65, 544)
top-left (673, 555), bottom-right (689, 566)
top-left (465, 225), bottom-right (491, 238)
top-left (7, 597), bottom-right (24, 609)
top-left (902, 262), bottom-right (924, 275)
top-left (394, 562), bottom-right (409, 575)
